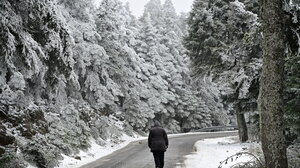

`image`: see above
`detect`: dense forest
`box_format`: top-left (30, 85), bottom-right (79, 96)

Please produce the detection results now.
top-left (0, 0), bottom-right (299, 167)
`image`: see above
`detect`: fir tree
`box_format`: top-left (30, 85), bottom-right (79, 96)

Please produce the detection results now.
top-left (184, 0), bottom-right (262, 141)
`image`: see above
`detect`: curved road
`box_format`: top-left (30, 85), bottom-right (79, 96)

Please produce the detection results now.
top-left (80, 131), bottom-right (237, 168)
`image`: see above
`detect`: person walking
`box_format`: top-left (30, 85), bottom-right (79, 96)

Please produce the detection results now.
top-left (148, 120), bottom-right (169, 168)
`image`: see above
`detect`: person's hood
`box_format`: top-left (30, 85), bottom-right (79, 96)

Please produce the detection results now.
top-left (154, 120), bottom-right (161, 127)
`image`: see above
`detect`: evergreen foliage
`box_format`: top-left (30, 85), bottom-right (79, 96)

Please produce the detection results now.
top-left (184, 0), bottom-right (262, 139)
top-left (0, 0), bottom-right (220, 166)
top-left (4, 0), bottom-right (296, 167)
top-left (284, 1), bottom-right (300, 144)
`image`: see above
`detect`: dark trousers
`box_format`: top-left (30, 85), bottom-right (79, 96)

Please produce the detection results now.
top-left (152, 151), bottom-right (165, 168)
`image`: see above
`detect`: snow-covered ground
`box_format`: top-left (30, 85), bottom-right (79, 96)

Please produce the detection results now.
top-left (182, 136), bottom-right (260, 168)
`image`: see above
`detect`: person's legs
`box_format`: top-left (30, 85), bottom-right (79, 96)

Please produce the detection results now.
top-left (158, 151), bottom-right (165, 168)
top-left (153, 151), bottom-right (161, 168)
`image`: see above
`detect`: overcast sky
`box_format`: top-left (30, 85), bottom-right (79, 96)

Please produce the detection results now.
top-left (95, 0), bottom-right (194, 17)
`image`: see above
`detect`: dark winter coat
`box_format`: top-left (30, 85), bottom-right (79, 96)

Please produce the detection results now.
top-left (148, 122), bottom-right (168, 152)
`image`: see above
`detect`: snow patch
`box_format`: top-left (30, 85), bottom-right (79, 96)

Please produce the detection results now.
top-left (182, 136), bottom-right (259, 168)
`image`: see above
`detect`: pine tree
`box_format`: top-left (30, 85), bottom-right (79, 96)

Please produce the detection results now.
top-left (142, 0), bottom-right (163, 26)
top-left (141, 0), bottom-right (213, 131)
top-left (283, 0), bottom-right (300, 144)
top-left (162, 0), bottom-right (182, 36)
top-left (58, 0), bottom-right (94, 21)
top-left (285, 53), bottom-right (300, 142)
top-left (184, 0), bottom-right (261, 141)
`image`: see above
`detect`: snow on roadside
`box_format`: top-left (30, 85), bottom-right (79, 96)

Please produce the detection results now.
top-left (182, 136), bottom-right (259, 168)
top-left (26, 131), bottom-right (239, 168)
top-left (54, 134), bottom-right (146, 168)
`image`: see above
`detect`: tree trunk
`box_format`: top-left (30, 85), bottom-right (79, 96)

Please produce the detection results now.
top-left (236, 102), bottom-right (248, 142)
top-left (259, 0), bottom-right (288, 167)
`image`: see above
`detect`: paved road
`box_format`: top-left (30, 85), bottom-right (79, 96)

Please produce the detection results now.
top-left (80, 131), bottom-right (237, 168)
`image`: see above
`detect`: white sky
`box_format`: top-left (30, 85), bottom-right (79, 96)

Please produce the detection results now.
top-left (95, 0), bottom-right (194, 17)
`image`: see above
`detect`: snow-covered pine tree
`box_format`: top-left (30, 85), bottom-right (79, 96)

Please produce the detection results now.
top-left (58, 0), bottom-right (94, 21)
top-left (184, 0), bottom-right (262, 141)
top-left (95, 0), bottom-right (130, 111)
top-left (139, 0), bottom-right (213, 132)
top-left (136, 13), bottom-right (170, 127)
top-left (0, 0), bottom-right (83, 167)
top-left (142, 0), bottom-right (163, 26)
top-left (95, 0), bottom-right (158, 131)
top-left (162, 0), bottom-right (182, 36)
